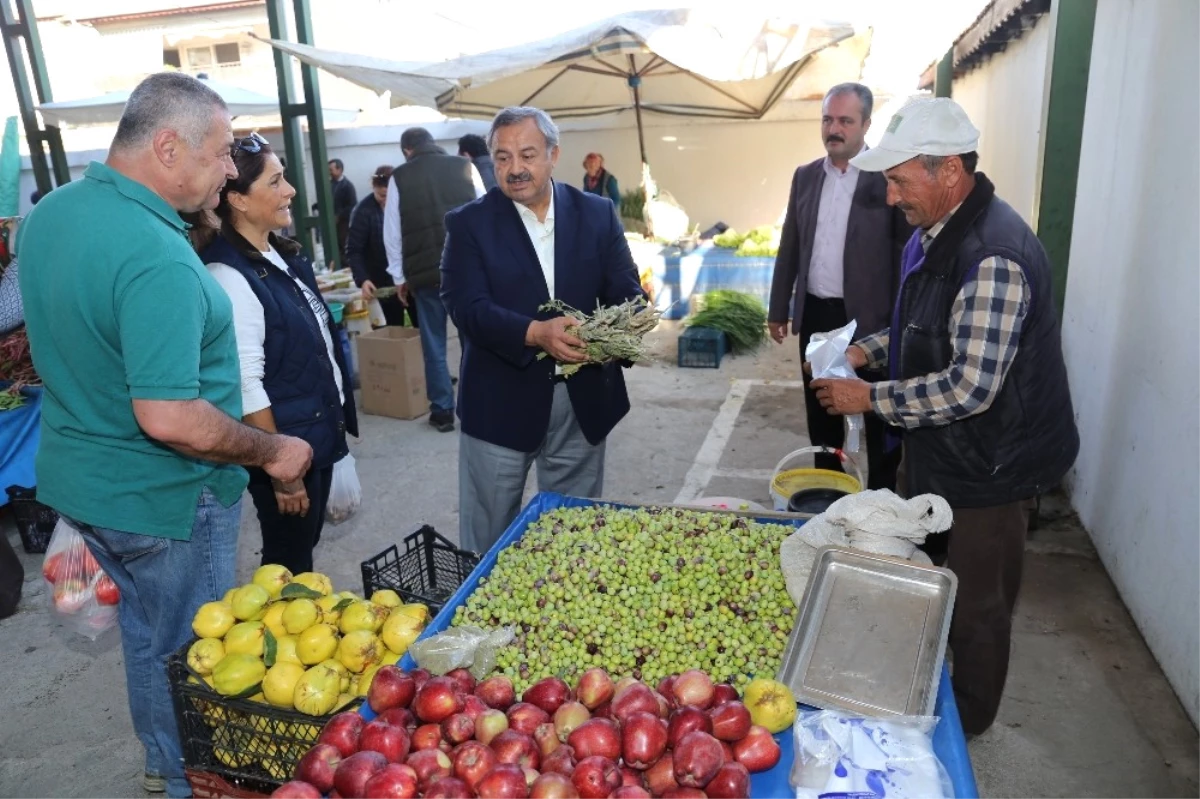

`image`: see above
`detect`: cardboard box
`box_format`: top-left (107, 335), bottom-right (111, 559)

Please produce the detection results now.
top-left (357, 327), bottom-right (426, 419)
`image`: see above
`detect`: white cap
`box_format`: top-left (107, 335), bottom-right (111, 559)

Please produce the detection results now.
top-left (851, 97), bottom-right (980, 172)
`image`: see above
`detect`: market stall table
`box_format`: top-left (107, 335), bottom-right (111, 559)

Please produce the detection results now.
top-left (631, 241), bottom-right (775, 320)
top-left (0, 385), bottom-right (41, 505)
top-left (374, 492), bottom-right (979, 798)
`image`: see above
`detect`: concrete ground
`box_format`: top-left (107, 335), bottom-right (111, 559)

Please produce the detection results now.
top-left (0, 324), bottom-right (1196, 798)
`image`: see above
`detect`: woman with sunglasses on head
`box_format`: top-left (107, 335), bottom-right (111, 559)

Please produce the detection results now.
top-left (345, 165), bottom-right (417, 328)
top-left (189, 132), bottom-right (358, 574)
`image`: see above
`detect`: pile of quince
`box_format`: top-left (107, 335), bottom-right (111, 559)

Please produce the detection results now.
top-left (186, 565), bottom-right (428, 719)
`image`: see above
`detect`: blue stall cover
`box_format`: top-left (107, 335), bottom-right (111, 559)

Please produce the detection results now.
top-left (0, 385), bottom-right (40, 506)
top-left (375, 492), bottom-right (978, 798)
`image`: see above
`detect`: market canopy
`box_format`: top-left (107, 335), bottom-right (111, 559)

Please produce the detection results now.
top-left (35, 74), bottom-right (359, 128)
top-left (260, 9), bottom-right (856, 161)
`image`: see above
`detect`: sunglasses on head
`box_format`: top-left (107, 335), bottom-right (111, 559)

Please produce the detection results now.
top-left (232, 131), bottom-right (268, 156)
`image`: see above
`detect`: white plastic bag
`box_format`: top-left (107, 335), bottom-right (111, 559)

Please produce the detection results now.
top-left (806, 320), bottom-right (865, 453)
top-left (790, 710), bottom-right (953, 799)
top-left (41, 519), bottom-right (120, 640)
top-left (325, 453), bottom-right (361, 525)
top-left (409, 625), bottom-right (516, 679)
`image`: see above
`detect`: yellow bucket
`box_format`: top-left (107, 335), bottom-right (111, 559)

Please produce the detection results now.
top-left (769, 446), bottom-right (864, 511)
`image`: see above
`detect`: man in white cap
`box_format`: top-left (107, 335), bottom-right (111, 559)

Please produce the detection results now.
top-left (810, 97), bottom-right (1079, 735)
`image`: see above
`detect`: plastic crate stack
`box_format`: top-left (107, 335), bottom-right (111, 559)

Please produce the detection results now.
top-left (678, 326), bottom-right (728, 368)
top-left (360, 526), bottom-right (480, 615)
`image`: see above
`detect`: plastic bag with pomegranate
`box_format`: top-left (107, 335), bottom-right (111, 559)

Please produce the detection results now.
top-left (41, 519), bottom-right (120, 639)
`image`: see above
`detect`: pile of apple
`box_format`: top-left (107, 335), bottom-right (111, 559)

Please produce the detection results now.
top-left (273, 665), bottom-right (781, 799)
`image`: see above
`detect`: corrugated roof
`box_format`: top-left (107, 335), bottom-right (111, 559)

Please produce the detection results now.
top-left (918, 0), bottom-right (1051, 89)
top-left (77, 1), bottom-right (262, 26)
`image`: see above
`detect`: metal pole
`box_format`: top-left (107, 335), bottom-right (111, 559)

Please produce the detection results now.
top-left (627, 69), bottom-right (647, 165)
top-left (934, 47), bottom-right (954, 98)
top-left (16, 0), bottom-right (68, 186)
top-left (292, 0), bottom-right (339, 269)
top-left (265, 0), bottom-right (312, 257)
top-left (1, 0), bottom-right (69, 194)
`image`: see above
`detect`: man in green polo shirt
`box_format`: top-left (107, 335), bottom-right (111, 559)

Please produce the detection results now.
top-left (18, 73), bottom-right (312, 798)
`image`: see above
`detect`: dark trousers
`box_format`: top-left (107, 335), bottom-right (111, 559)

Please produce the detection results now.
top-left (247, 464), bottom-right (334, 575)
top-left (900, 460), bottom-right (1032, 735)
top-left (799, 293), bottom-right (900, 490)
top-left (378, 294), bottom-right (418, 328)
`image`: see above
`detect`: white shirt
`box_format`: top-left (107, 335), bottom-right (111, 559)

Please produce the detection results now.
top-left (807, 156), bottom-right (861, 299)
top-left (514, 185), bottom-right (556, 298)
top-left (384, 163), bottom-right (488, 286)
top-left (206, 246), bottom-right (344, 416)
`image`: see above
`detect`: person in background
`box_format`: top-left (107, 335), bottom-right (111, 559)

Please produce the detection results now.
top-left (768, 82), bottom-right (911, 491)
top-left (812, 97), bottom-right (1079, 735)
top-left (328, 157), bottom-right (356, 260)
top-left (17, 73), bottom-right (311, 798)
top-left (582, 152), bottom-right (620, 205)
top-left (459, 133), bottom-right (498, 191)
top-left (442, 107), bottom-right (643, 554)
top-left (384, 127), bottom-right (486, 432)
top-left (193, 133), bottom-right (358, 576)
top-left (346, 165), bottom-right (416, 327)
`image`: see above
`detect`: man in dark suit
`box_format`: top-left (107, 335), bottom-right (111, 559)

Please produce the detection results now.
top-left (768, 83), bottom-right (911, 490)
top-left (441, 106), bottom-right (643, 553)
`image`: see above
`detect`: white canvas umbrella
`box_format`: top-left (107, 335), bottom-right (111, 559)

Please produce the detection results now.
top-left (262, 9), bottom-right (855, 162)
top-left (36, 74), bottom-right (359, 127)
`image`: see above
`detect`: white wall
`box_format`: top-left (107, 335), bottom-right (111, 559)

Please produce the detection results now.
top-left (1061, 0), bottom-right (1199, 725)
top-left (950, 14), bottom-right (1052, 224)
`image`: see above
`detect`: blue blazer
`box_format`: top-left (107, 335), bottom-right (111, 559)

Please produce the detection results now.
top-left (441, 182), bottom-right (644, 453)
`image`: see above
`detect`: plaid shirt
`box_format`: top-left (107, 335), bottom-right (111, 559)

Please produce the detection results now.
top-left (855, 208), bottom-right (1030, 429)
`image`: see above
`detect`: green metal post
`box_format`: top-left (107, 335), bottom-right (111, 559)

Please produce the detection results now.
top-left (0, 0), bottom-right (70, 195)
top-left (934, 47), bottom-right (954, 98)
top-left (1035, 0), bottom-right (1097, 313)
top-left (265, 0), bottom-right (339, 269)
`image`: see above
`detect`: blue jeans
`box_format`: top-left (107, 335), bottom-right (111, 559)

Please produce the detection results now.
top-left (67, 489), bottom-right (241, 798)
top-left (413, 285), bottom-right (454, 414)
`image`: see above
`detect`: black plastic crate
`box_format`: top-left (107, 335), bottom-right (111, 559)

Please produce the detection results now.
top-left (361, 525), bottom-right (480, 615)
top-left (678, 326), bottom-right (728, 368)
top-left (167, 643), bottom-right (359, 794)
top-left (5, 485), bottom-right (58, 554)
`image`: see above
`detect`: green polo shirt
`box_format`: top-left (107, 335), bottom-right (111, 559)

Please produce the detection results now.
top-left (17, 161), bottom-right (248, 540)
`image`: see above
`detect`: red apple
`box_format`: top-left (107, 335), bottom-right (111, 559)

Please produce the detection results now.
top-left (414, 677), bottom-right (465, 723)
top-left (711, 684), bottom-right (739, 707)
top-left (476, 708), bottom-right (510, 745)
top-left (412, 723), bottom-right (444, 751)
top-left (377, 707), bottom-right (417, 731)
top-left (410, 668), bottom-right (432, 692)
top-left (572, 756), bottom-right (621, 799)
top-left (619, 766), bottom-right (644, 788)
top-left (490, 729), bottom-right (540, 770)
top-left (575, 668), bottom-right (615, 710)
top-left (368, 666), bottom-right (416, 714)
top-left (534, 722), bottom-right (561, 757)
top-left (523, 676), bottom-right (571, 714)
top-left (507, 702), bottom-right (551, 735)
top-left (333, 750), bottom-right (388, 799)
top-left (621, 711), bottom-right (669, 770)
top-left (553, 701), bottom-right (591, 742)
top-left (672, 670), bottom-right (715, 710)
top-left (709, 701), bottom-right (752, 741)
top-left (530, 772), bottom-right (580, 799)
top-left (405, 748), bottom-right (453, 793)
top-left (476, 764), bottom-right (529, 799)
top-left (668, 707), bottom-right (713, 749)
top-left (614, 677), bottom-right (639, 694)
top-left (362, 763), bottom-right (419, 799)
top-left (423, 776), bottom-right (472, 799)
top-left (593, 701), bottom-right (613, 720)
top-left (271, 780), bottom-right (322, 798)
top-left (462, 694), bottom-right (488, 722)
top-left (644, 755), bottom-right (679, 796)
top-left (441, 713), bottom-right (476, 745)
top-left (662, 789), bottom-right (708, 799)
top-left (705, 762), bottom-right (750, 799)
top-left (673, 731), bottom-right (724, 788)
top-left (330, 792), bottom-right (343, 799)
top-left (732, 725), bottom-right (781, 773)
top-left (652, 690), bottom-right (672, 719)
top-left (567, 717), bottom-right (621, 761)
top-left (613, 787), bottom-right (651, 799)
top-left (318, 712), bottom-right (365, 759)
top-left (719, 740), bottom-right (734, 765)
top-left (446, 667), bottom-right (476, 695)
top-left (657, 676), bottom-right (677, 704)
top-left (476, 675), bottom-right (517, 710)
top-left (360, 719), bottom-right (412, 764)
top-left (611, 683), bottom-right (659, 724)
top-left (294, 743), bottom-right (342, 793)
top-left (452, 740), bottom-right (497, 791)
top-left (541, 744), bottom-right (577, 776)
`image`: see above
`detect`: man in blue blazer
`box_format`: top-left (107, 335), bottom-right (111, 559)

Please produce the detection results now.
top-left (441, 106), bottom-right (644, 554)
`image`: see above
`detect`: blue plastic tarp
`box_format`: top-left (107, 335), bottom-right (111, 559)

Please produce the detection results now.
top-left (0, 385), bottom-right (41, 506)
top-left (374, 491), bottom-right (978, 798)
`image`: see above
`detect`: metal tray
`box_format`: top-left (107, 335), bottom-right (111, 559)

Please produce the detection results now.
top-left (777, 546), bottom-right (957, 717)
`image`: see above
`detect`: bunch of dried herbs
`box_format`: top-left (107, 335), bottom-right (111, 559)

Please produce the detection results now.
top-left (538, 297), bottom-right (663, 377)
